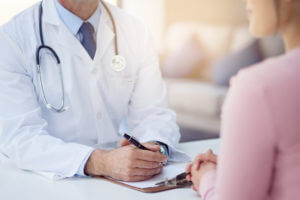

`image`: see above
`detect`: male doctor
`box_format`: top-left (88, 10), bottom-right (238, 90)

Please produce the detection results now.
top-left (0, 0), bottom-right (187, 181)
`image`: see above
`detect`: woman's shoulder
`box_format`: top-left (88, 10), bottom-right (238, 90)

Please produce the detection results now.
top-left (231, 48), bottom-right (300, 91)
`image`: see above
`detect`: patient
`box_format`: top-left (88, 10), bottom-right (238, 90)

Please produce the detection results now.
top-left (186, 0), bottom-right (300, 199)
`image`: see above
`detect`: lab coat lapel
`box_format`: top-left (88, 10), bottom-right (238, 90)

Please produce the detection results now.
top-left (95, 5), bottom-right (115, 62)
top-left (43, 0), bottom-right (60, 26)
top-left (57, 24), bottom-right (90, 61)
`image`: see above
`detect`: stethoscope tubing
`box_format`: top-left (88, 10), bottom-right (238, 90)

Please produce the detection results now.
top-left (37, 2), bottom-right (66, 113)
top-left (36, 0), bottom-right (119, 113)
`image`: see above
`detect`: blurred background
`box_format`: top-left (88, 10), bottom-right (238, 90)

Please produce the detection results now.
top-left (0, 0), bottom-right (285, 142)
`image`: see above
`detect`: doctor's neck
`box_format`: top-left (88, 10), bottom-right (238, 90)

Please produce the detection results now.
top-left (58, 0), bottom-right (98, 21)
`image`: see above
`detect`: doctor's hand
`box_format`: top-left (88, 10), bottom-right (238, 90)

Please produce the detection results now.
top-left (84, 143), bottom-right (167, 182)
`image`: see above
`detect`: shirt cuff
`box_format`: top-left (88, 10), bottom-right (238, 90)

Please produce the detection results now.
top-left (139, 135), bottom-right (191, 162)
top-left (75, 149), bottom-right (94, 177)
top-left (198, 169), bottom-right (217, 199)
top-left (153, 141), bottom-right (169, 157)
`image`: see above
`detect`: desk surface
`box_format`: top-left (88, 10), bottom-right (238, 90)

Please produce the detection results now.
top-left (0, 139), bottom-right (219, 200)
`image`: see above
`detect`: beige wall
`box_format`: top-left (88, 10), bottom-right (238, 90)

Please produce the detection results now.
top-left (165, 0), bottom-right (248, 27)
top-left (123, 0), bottom-right (165, 51)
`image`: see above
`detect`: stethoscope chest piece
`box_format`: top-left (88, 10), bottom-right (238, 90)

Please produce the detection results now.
top-left (111, 55), bottom-right (126, 72)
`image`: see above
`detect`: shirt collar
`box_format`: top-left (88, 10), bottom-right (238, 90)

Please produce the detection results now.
top-left (54, 0), bottom-right (101, 36)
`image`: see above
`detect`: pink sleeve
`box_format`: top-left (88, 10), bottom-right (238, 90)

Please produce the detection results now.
top-left (198, 72), bottom-right (276, 200)
top-left (198, 170), bottom-right (217, 200)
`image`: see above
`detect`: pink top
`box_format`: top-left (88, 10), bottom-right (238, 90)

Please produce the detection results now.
top-left (198, 48), bottom-right (300, 200)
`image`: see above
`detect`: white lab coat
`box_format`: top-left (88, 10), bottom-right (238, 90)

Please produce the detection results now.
top-left (0, 0), bottom-right (188, 179)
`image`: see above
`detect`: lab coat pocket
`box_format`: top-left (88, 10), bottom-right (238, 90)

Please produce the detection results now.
top-left (108, 76), bottom-right (135, 116)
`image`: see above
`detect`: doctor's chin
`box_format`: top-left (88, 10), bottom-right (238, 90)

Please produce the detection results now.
top-left (0, 0), bottom-right (299, 200)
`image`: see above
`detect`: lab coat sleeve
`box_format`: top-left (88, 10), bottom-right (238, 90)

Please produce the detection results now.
top-left (126, 25), bottom-right (190, 162)
top-left (76, 149), bottom-right (94, 176)
top-left (0, 29), bottom-right (93, 180)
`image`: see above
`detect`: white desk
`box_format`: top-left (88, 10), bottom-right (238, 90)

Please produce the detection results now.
top-left (0, 139), bottom-right (219, 200)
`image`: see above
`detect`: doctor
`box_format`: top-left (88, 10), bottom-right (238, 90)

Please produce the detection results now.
top-left (0, 0), bottom-right (186, 181)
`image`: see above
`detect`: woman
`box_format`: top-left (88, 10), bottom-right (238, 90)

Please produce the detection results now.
top-left (186, 0), bottom-right (300, 199)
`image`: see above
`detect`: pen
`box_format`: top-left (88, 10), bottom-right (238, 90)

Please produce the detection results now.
top-left (123, 133), bottom-right (150, 151)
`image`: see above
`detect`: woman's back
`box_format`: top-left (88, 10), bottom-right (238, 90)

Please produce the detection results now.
top-left (195, 48), bottom-right (300, 200)
top-left (253, 48), bottom-right (300, 200)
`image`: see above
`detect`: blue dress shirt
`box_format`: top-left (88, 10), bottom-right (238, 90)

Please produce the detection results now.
top-left (54, 0), bottom-right (100, 43)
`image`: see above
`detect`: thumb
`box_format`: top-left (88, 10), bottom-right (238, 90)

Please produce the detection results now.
top-left (206, 149), bottom-right (213, 154)
top-left (120, 139), bottom-right (131, 147)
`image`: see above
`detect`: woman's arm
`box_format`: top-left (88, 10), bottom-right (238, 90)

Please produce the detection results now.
top-left (198, 71), bottom-right (276, 200)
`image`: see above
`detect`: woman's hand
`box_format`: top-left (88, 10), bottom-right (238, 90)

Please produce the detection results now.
top-left (186, 149), bottom-right (217, 177)
top-left (190, 161), bottom-right (216, 191)
top-left (185, 150), bottom-right (218, 191)
top-left (193, 149), bottom-right (217, 170)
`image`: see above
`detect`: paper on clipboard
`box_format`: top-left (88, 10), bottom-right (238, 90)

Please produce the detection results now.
top-left (118, 164), bottom-right (185, 189)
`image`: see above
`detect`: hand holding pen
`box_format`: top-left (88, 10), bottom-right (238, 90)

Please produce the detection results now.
top-left (122, 133), bottom-right (151, 150)
top-left (84, 133), bottom-right (168, 182)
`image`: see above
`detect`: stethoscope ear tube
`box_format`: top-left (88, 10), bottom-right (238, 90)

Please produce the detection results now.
top-left (37, 60), bottom-right (66, 113)
top-left (36, 2), bottom-right (66, 113)
top-left (36, 45), bottom-right (61, 65)
top-left (100, 0), bottom-right (119, 55)
top-left (38, 2), bottom-right (45, 46)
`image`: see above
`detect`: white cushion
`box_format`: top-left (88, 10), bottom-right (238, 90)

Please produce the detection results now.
top-left (162, 35), bottom-right (205, 78)
top-left (166, 79), bottom-right (228, 118)
top-left (229, 27), bottom-right (254, 53)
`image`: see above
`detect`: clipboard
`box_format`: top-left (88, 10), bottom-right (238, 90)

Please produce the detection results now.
top-left (94, 176), bottom-right (184, 193)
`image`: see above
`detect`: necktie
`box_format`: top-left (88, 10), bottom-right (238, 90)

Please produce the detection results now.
top-left (79, 22), bottom-right (96, 59)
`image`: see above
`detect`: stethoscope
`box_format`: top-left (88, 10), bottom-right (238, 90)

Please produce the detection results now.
top-left (36, 0), bottom-right (126, 113)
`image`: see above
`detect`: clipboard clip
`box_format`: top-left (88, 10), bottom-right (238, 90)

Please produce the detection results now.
top-left (155, 172), bottom-right (192, 187)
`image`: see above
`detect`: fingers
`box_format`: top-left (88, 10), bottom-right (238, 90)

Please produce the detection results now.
top-left (185, 162), bottom-right (193, 173)
top-left (205, 150), bottom-right (217, 162)
top-left (186, 162), bottom-right (194, 181)
top-left (194, 150), bottom-right (216, 162)
top-left (207, 149), bottom-right (213, 154)
top-left (114, 166), bottom-right (163, 181)
top-left (203, 153), bottom-right (217, 163)
top-left (195, 157), bottom-right (205, 171)
top-left (105, 145), bottom-right (166, 182)
top-left (193, 154), bottom-right (204, 164)
top-left (134, 149), bottom-right (167, 163)
top-left (186, 174), bottom-right (192, 181)
top-left (129, 166), bottom-right (163, 176)
top-left (133, 159), bottom-right (162, 169)
top-left (191, 161), bottom-right (198, 173)
top-left (190, 150), bottom-right (217, 171)
top-left (193, 154), bottom-right (217, 170)
top-left (120, 139), bottom-right (131, 147)
top-left (193, 155), bottom-right (204, 171)
top-left (143, 143), bottom-right (161, 152)
top-left (191, 184), bottom-right (198, 192)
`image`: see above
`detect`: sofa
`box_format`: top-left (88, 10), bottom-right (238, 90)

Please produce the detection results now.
top-left (161, 22), bottom-right (284, 136)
